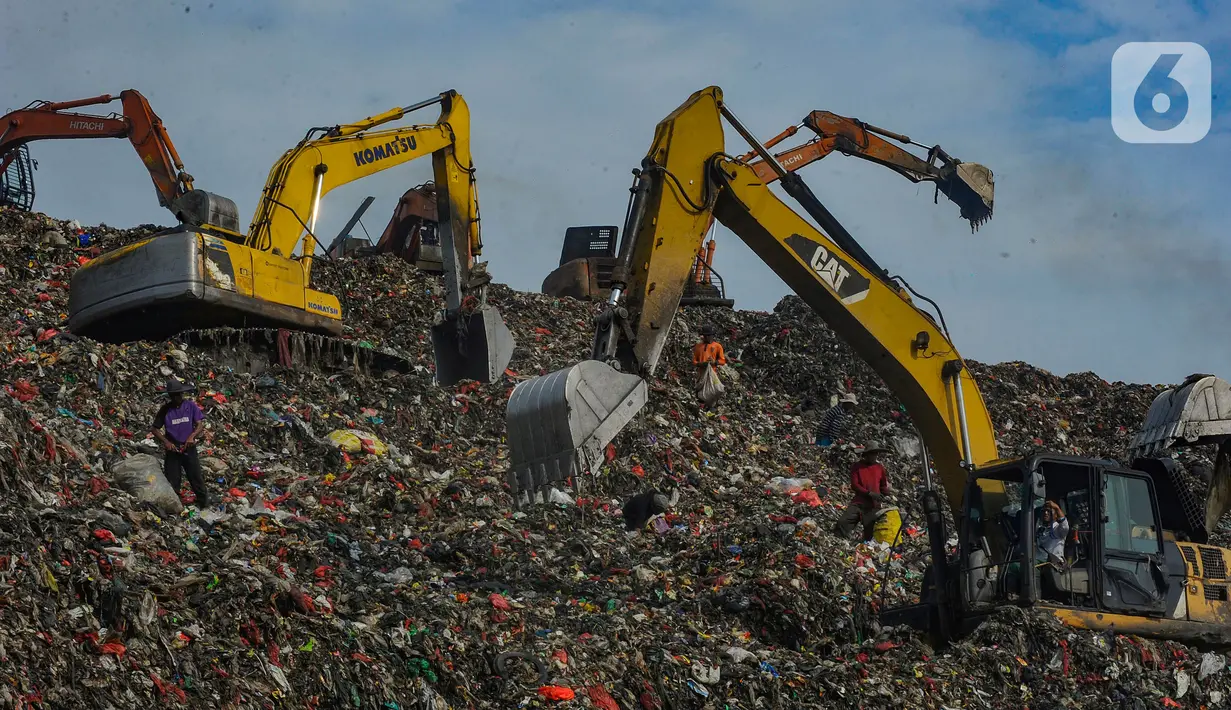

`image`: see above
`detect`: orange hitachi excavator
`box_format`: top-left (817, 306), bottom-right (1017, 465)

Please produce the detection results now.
top-left (541, 108), bottom-right (994, 304)
top-left (740, 110), bottom-right (994, 231)
top-left (0, 90), bottom-right (238, 230)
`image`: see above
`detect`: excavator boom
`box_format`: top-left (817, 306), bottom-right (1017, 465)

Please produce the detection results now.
top-left (0, 90), bottom-right (232, 226)
top-left (506, 87), bottom-right (997, 507)
top-left (742, 110), bottom-right (994, 231)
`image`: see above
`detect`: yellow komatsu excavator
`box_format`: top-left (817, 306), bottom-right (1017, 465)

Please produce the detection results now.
top-left (504, 86), bottom-right (1231, 647)
top-left (67, 91), bottom-right (514, 385)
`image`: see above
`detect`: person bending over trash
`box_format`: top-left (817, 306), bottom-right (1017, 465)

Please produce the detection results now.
top-left (150, 377), bottom-right (214, 507)
top-left (815, 392), bottom-right (857, 447)
top-left (835, 441), bottom-right (892, 540)
top-left (692, 324), bottom-right (727, 405)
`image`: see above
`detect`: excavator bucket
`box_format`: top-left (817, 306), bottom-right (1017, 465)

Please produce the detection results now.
top-left (505, 361), bottom-right (647, 505)
top-left (430, 305), bottom-right (516, 386)
top-left (940, 162), bottom-right (995, 229)
top-left (1131, 375), bottom-right (1231, 457)
top-left (1131, 375), bottom-right (1231, 532)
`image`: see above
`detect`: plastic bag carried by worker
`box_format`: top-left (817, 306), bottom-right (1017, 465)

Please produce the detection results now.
top-left (872, 506), bottom-right (903, 545)
top-left (696, 364), bottom-right (725, 406)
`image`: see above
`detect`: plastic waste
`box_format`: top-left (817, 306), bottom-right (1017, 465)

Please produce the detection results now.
top-left (325, 428), bottom-right (388, 455)
top-left (696, 363), bottom-right (725, 406)
top-left (110, 453), bottom-right (184, 514)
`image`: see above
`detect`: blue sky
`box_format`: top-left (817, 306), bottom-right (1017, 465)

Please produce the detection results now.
top-left (1, 0), bottom-right (1228, 384)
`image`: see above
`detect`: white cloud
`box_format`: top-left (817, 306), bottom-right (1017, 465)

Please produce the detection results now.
top-left (2, 0), bottom-right (1228, 383)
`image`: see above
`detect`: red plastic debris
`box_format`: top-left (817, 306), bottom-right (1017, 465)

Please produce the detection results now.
top-left (7, 380), bottom-right (38, 402)
top-left (791, 489), bottom-right (822, 507)
top-left (489, 593), bottom-right (511, 611)
top-left (586, 686), bottom-right (620, 710)
top-left (538, 685), bottom-right (575, 702)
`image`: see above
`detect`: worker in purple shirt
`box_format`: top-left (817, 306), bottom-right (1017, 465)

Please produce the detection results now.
top-left (150, 377), bottom-right (213, 507)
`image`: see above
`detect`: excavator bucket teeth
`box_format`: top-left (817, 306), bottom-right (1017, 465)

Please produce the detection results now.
top-left (941, 162), bottom-right (994, 230)
top-left (505, 361), bottom-right (647, 505)
top-left (430, 305), bottom-right (515, 386)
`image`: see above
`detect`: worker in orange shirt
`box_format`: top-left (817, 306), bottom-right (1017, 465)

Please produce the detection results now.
top-left (693, 324), bottom-right (727, 370)
top-left (692, 324), bottom-right (727, 405)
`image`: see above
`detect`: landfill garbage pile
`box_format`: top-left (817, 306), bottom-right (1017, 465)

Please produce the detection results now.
top-left (0, 207), bottom-right (1226, 709)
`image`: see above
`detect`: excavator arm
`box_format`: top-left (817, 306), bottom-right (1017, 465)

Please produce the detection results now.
top-left (245, 92), bottom-right (479, 289)
top-left (506, 86), bottom-right (998, 508)
top-left (0, 90), bottom-right (220, 222)
top-left (741, 110), bottom-right (994, 231)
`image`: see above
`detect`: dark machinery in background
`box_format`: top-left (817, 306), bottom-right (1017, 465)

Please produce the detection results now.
top-left (542, 224), bottom-right (734, 308)
top-left (369, 182), bottom-right (445, 271)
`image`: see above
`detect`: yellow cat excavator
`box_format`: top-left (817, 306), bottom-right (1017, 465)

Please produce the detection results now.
top-left (68, 91), bottom-right (514, 385)
top-left (504, 86), bottom-right (1231, 647)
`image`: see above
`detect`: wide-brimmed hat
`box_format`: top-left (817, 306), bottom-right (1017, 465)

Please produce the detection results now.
top-left (839, 392), bottom-right (858, 405)
top-left (862, 440), bottom-right (891, 454)
top-left (164, 377), bottom-right (195, 395)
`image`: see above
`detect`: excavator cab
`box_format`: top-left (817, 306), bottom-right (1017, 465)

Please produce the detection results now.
top-left (0, 144), bottom-right (36, 211)
top-left (900, 455), bottom-right (1210, 643)
top-left (895, 452), bottom-right (1231, 647)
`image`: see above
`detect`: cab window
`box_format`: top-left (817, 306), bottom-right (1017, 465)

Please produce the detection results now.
top-left (1103, 474), bottom-right (1160, 554)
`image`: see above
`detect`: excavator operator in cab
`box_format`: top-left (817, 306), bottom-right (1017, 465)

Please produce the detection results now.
top-left (1036, 499), bottom-right (1069, 565)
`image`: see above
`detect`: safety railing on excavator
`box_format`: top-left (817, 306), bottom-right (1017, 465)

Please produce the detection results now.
top-left (681, 250), bottom-right (735, 308)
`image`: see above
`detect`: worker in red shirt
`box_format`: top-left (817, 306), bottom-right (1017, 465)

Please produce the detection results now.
top-left (834, 441), bottom-right (892, 540)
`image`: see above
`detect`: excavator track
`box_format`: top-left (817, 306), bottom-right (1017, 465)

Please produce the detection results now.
top-left (173, 326), bottom-right (414, 377)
